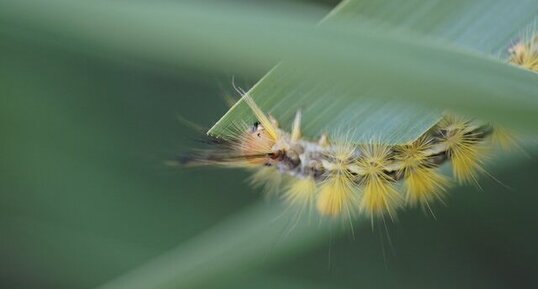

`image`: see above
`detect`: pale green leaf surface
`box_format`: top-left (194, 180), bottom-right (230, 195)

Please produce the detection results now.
top-left (209, 0), bottom-right (538, 143)
top-left (96, 202), bottom-right (347, 289)
top-left (1, 0), bottom-right (537, 140)
top-left (2, 1), bottom-right (537, 289)
top-left (85, 1), bottom-right (538, 289)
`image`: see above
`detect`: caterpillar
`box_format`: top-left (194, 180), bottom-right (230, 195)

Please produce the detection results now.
top-left (179, 36), bottom-right (536, 220)
top-left (509, 33), bottom-right (538, 71)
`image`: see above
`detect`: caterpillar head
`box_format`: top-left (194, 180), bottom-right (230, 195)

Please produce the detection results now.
top-left (238, 121), bottom-right (279, 165)
top-left (177, 95), bottom-right (283, 168)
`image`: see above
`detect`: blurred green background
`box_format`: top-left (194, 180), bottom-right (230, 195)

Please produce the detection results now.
top-left (1, 0), bottom-right (538, 289)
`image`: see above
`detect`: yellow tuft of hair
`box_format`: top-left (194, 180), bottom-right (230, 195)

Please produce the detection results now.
top-left (318, 133), bottom-right (330, 148)
top-left (396, 137), bottom-right (448, 207)
top-left (359, 175), bottom-right (402, 219)
top-left (243, 95), bottom-right (279, 141)
top-left (316, 140), bottom-right (357, 217)
top-left (404, 167), bottom-right (448, 207)
top-left (290, 110), bottom-right (302, 142)
top-left (356, 144), bottom-right (403, 219)
top-left (509, 35), bottom-right (538, 71)
top-left (316, 174), bottom-right (356, 217)
top-left (439, 116), bottom-right (488, 185)
top-left (284, 177), bottom-right (317, 206)
top-left (249, 167), bottom-right (282, 197)
top-left (491, 125), bottom-right (518, 152)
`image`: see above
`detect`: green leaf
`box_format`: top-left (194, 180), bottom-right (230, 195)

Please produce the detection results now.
top-left (208, 0), bottom-right (538, 143)
top-left (1, 0), bottom-right (537, 141)
top-left (96, 202), bottom-right (346, 289)
top-left (2, 1), bottom-right (537, 289)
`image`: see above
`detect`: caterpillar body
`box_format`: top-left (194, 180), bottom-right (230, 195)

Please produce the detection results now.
top-left (509, 34), bottom-right (538, 71)
top-left (180, 36), bottom-right (536, 220)
top-left (183, 97), bottom-right (494, 219)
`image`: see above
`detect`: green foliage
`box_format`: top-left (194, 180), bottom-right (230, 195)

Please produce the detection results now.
top-left (0, 1), bottom-right (537, 289)
top-left (208, 0), bottom-right (538, 142)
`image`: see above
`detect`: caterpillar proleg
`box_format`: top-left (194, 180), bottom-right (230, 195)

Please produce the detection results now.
top-left (179, 35), bottom-right (536, 220)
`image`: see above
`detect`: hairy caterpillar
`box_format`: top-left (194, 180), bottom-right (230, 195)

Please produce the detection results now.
top-left (509, 33), bottom-right (538, 70)
top-left (179, 36), bottom-right (536, 220)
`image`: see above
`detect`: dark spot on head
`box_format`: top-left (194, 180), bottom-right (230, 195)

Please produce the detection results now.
top-left (251, 121), bottom-right (260, 133)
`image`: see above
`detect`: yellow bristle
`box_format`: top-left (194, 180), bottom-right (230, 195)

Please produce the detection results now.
top-left (359, 175), bottom-right (402, 219)
top-left (396, 137), bottom-right (448, 207)
top-left (269, 115), bottom-right (279, 128)
top-left (357, 144), bottom-right (403, 218)
top-left (243, 95), bottom-right (279, 141)
top-left (284, 177), bottom-right (317, 206)
top-left (316, 140), bottom-right (357, 217)
top-left (249, 167), bottom-right (282, 197)
top-left (396, 137), bottom-right (430, 168)
top-left (509, 36), bottom-right (538, 71)
top-left (318, 133), bottom-right (330, 147)
top-left (291, 110), bottom-right (302, 142)
top-left (316, 174), bottom-right (356, 217)
top-left (449, 138), bottom-right (487, 184)
top-left (404, 167), bottom-right (448, 207)
top-left (440, 116), bottom-right (488, 185)
top-left (222, 122), bottom-right (271, 160)
top-left (491, 126), bottom-right (518, 151)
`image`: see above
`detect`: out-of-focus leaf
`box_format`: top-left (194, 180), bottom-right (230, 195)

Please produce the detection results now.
top-left (1, 1), bottom-right (538, 289)
top-left (209, 0), bottom-right (538, 143)
top-left (97, 202), bottom-right (346, 289)
top-left (0, 0), bottom-right (537, 140)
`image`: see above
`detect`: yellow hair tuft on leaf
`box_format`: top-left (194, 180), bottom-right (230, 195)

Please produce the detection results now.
top-left (316, 174), bottom-right (356, 217)
top-left (284, 177), bottom-right (317, 206)
top-left (249, 167), bottom-right (282, 197)
top-left (359, 175), bottom-right (402, 219)
top-left (439, 116), bottom-right (488, 185)
top-left (396, 137), bottom-right (448, 207)
top-left (509, 35), bottom-right (538, 71)
top-left (491, 125), bottom-right (518, 152)
top-left (404, 167), bottom-right (448, 207)
top-left (316, 140), bottom-right (357, 217)
top-left (290, 110), bottom-right (302, 142)
top-left (356, 144), bottom-right (403, 219)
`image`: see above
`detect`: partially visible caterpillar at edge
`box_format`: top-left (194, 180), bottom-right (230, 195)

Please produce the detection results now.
top-left (509, 33), bottom-right (538, 70)
top-left (179, 36), bottom-right (536, 220)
